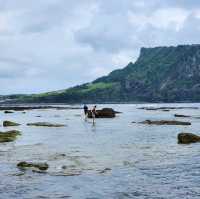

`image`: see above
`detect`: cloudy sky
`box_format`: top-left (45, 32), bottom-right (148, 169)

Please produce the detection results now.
top-left (0, 0), bottom-right (200, 94)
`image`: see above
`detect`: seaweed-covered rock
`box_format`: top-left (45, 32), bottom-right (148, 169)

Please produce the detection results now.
top-left (27, 122), bottom-right (66, 127)
top-left (3, 121), bottom-right (20, 127)
top-left (0, 130), bottom-right (21, 142)
top-left (17, 161), bottom-right (49, 171)
top-left (87, 108), bottom-right (117, 118)
top-left (178, 133), bottom-right (200, 144)
top-left (140, 120), bottom-right (191, 125)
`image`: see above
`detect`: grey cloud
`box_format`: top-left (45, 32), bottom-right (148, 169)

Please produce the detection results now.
top-left (0, 0), bottom-right (200, 94)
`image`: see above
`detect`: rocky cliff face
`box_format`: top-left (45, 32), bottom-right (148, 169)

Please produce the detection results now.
top-left (9, 44), bottom-right (200, 103)
top-left (118, 44), bottom-right (200, 102)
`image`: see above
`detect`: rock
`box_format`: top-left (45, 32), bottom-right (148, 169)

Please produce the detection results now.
top-left (139, 120), bottom-right (191, 125)
top-left (4, 110), bottom-right (14, 114)
top-left (17, 161), bottom-right (49, 171)
top-left (178, 133), bottom-right (200, 144)
top-left (27, 122), bottom-right (66, 127)
top-left (0, 130), bottom-right (21, 142)
top-left (138, 107), bottom-right (199, 111)
top-left (50, 171), bottom-right (81, 176)
top-left (3, 121), bottom-right (20, 127)
top-left (0, 106), bottom-right (81, 111)
top-left (62, 165), bottom-right (67, 170)
top-left (87, 108), bottom-right (117, 118)
top-left (99, 168), bottom-right (112, 174)
top-left (48, 153), bottom-right (66, 161)
top-left (174, 114), bottom-right (191, 118)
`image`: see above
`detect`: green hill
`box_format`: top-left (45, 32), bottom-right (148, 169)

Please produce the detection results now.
top-left (7, 44), bottom-right (200, 103)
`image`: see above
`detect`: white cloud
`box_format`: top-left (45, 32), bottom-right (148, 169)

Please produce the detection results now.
top-left (128, 8), bottom-right (189, 31)
top-left (0, 0), bottom-right (200, 94)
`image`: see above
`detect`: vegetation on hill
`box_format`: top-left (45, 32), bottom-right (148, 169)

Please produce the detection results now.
top-left (5, 44), bottom-right (200, 103)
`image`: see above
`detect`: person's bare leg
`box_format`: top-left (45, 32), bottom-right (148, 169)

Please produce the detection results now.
top-left (93, 115), bottom-right (95, 125)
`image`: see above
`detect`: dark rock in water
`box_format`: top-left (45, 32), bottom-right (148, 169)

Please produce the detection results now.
top-left (99, 168), bottom-right (112, 174)
top-left (138, 107), bottom-right (199, 111)
top-left (4, 110), bottom-right (14, 114)
top-left (27, 122), bottom-right (66, 127)
top-left (17, 161), bottom-right (49, 171)
top-left (3, 121), bottom-right (20, 127)
top-left (178, 133), bottom-right (200, 144)
top-left (140, 120), bottom-right (191, 125)
top-left (88, 108), bottom-right (117, 118)
top-left (174, 114), bottom-right (191, 118)
top-left (0, 130), bottom-right (21, 142)
top-left (0, 106), bottom-right (81, 111)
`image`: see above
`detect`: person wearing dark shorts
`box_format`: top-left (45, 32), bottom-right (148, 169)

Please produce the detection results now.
top-left (83, 104), bottom-right (88, 120)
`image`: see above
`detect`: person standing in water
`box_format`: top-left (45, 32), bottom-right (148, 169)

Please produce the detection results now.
top-left (83, 104), bottom-right (88, 120)
top-left (92, 105), bottom-right (97, 125)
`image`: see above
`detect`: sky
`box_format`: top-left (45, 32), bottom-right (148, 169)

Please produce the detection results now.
top-left (1, 0), bottom-right (200, 94)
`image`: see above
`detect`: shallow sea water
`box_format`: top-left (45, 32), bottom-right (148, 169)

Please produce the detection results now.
top-left (0, 103), bottom-right (200, 199)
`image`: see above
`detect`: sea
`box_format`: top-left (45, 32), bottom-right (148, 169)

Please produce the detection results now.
top-left (0, 103), bottom-right (200, 199)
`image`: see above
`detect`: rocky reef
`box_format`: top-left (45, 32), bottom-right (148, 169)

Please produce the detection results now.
top-left (3, 121), bottom-right (21, 127)
top-left (139, 120), bottom-right (191, 125)
top-left (87, 108), bottom-right (117, 118)
top-left (0, 130), bottom-right (21, 142)
top-left (178, 133), bottom-right (200, 144)
top-left (17, 161), bottom-right (49, 171)
top-left (27, 122), bottom-right (66, 127)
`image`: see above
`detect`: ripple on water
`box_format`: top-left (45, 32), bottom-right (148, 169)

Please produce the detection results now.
top-left (0, 103), bottom-right (200, 198)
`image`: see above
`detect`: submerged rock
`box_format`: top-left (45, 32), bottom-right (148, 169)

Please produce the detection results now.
top-left (87, 108), bottom-right (117, 118)
top-left (3, 120), bottom-right (20, 127)
top-left (17, 161), bottom-right (49, 171)
top-left (178, 133), bottom-right (200, 144)
top-left (49, 171), bottom-right (81, 176)
top-left (99, 168), bottom-right (112, 174)
top-left (4, 110), bottom-right (14, 114)
top-left (140, 120), bottom-right (191, 125)
top-left (0, 130), bottom-right (21, 142)
top-left (27, 122), bottom-right (66, 127)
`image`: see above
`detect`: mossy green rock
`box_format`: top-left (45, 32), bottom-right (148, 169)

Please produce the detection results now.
top-left (0, 130), bottom-right (21, 142)
top-left (17, 161), bottom-right (49, 171)
top-left (3, 121), bottom-right (20, 127)
top-left (178, 133), bottom-right (200, 144)
top-left (27, 122), bottom-right (66, 127)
